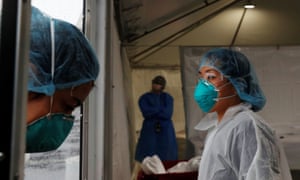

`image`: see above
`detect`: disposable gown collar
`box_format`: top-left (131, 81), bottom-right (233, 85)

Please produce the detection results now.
top-left (194, 103), bottom-right (252, 131)
top-left (194, 112), bottom-right (218, 131)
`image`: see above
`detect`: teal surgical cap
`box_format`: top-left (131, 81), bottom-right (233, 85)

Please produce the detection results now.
top-left (28, 6), bottom-right (99, 96)
top-left (199, 48), bottom-right (266, 111)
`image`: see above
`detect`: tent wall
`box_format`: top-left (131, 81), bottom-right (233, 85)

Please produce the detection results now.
top-left (120, 47), bottom-right (137, 171)
top-left (180, 46), bottom-right (300, 170)
top-left (110, 12), bottom-right (132, 180)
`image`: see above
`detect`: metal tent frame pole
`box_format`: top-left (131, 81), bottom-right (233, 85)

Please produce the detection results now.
top-left (0, 0), bottom-right (31, 179)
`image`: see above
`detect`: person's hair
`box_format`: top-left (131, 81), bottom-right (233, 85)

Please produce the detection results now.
top-left (152, 75), bottom-right (166, 90)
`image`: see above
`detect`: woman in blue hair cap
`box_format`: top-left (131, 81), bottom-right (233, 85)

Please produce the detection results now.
top-left (194, 48), bottom-right (291, 180)
top-left (26, 6), bottom-right (99, 153)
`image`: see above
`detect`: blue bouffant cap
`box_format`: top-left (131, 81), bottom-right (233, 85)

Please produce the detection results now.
top-left (28, 6), bottom-right (99, 95)
top-left (199, 48), bottom-right (266, 111)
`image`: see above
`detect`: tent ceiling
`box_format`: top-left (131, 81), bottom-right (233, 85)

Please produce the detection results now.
top-left (114, 0), bottom-right (300, 67)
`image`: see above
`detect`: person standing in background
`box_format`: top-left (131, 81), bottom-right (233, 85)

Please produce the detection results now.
top-left (135, 75), bottom-right (178, 163)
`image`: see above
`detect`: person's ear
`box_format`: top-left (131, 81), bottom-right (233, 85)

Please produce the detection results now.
top-left (27, 92), bottom-right (50, 124)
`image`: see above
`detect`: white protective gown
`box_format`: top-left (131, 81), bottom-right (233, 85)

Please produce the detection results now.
top-left (195, 103), bottom-right (292, 180)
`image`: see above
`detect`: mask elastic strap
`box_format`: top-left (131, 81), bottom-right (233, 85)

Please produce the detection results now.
top-left (214, 94), bottom-right (237, 101)
top-left (214, 78), bottom-right (236, 101)
top-left (70, 86), bottom-right (80, 107)
top-left (48, 18), bottom-right (55, 115)
top-left (215, 81), bottom-right (231, 91)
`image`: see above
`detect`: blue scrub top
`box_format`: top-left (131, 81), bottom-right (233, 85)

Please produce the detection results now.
top-left (135, 92), bottom-right (178, 162)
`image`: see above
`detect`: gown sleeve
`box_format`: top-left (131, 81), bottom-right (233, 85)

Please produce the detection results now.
top-left (138, 93), bottom-right (160, 119)
top-left (157, 93), bottom-right (174, 120)
top-left (229, 119), bottom-right (257, 180)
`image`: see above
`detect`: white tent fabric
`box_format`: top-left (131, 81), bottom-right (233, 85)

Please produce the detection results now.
top-left (110, 16), bottom-right (132, 180)
top-left (180, 46), bottom-right (300, 169)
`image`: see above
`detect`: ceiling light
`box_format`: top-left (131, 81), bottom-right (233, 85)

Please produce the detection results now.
top-left (244, 3), bottom-right (256, 9)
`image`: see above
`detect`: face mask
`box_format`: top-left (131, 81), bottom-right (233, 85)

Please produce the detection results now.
top-left (26, 113), bottom-right (74, 153)
top-left (194, 79), bottom-right (218, 113)
top-left (194, 79), bottom-right (234, 113)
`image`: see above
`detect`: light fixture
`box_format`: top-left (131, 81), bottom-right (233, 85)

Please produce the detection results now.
top-left (244, 1), bottom-right (256, 9)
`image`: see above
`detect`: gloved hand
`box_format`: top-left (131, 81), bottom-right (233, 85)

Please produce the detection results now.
top-left (141, 155), bottom-right (167, 175)
top-left (167, 156), bottom-right (201, 173)
top-left (167, 161), bottom-right (189, 173)
top-left (186, 155), bottom-right (201, 171)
